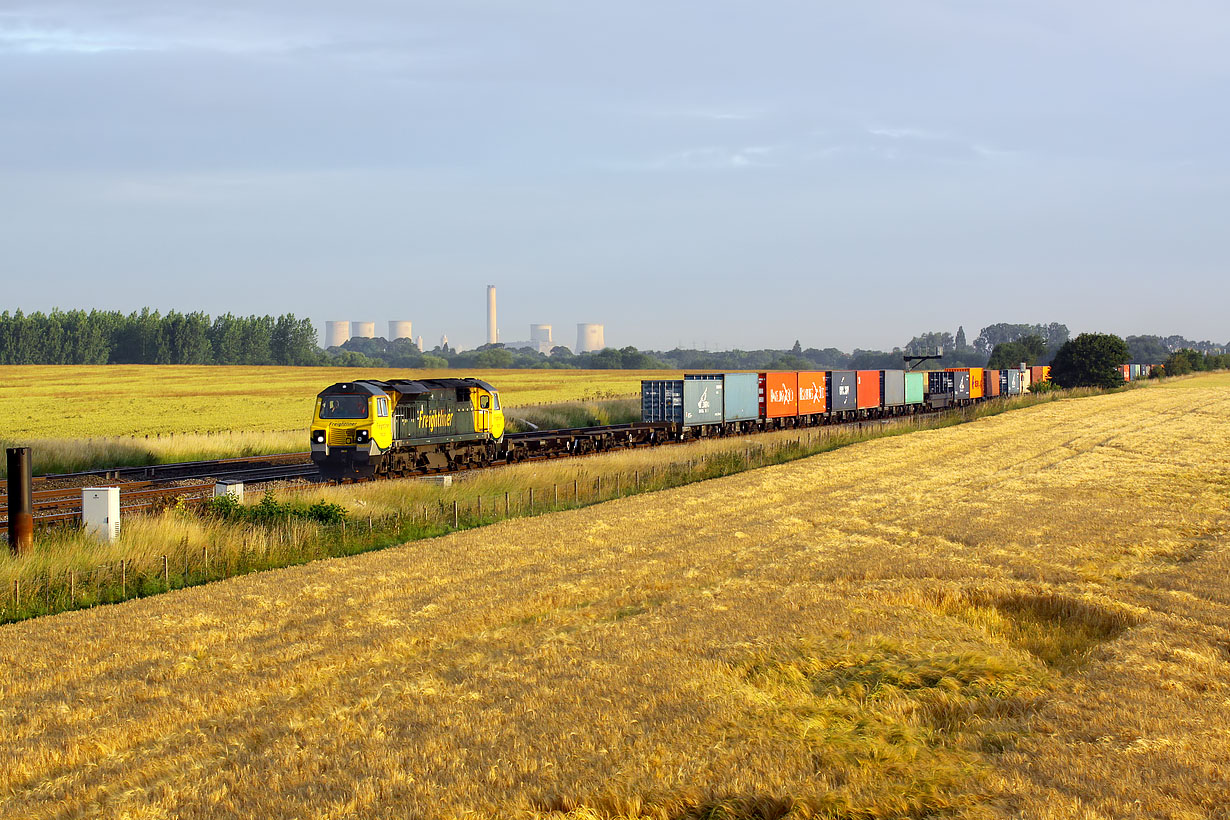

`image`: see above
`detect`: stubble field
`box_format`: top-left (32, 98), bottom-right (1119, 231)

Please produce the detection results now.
top-left (1, 374), bottom-right (1228, 818)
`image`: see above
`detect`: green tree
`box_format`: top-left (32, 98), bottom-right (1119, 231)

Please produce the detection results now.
top-left (1050, 333), bottom-right (1129, 388)
top-left (987, 334), bottom-right (1048, 369)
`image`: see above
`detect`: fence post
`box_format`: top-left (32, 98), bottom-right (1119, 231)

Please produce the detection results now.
top-left (597, 476), bottom-right (602, 498)
top-left (554, 484), bottom-right (558, 506)
top-left (574, 479), bottom-right (578, 501)
top-left (121, 560), bottom-right (126, 597)
top-left (453, 500), bottom-right (458, 528)
top-left (505, 491), bottom-right (510, 517)
top-left (13, 579), bottom-right (18, 611)
top-left (70, 570), bottom-right (75, 605)
top-left (635, 470), bottom-right (639, 489)
top-left (477, 496), bottom-right (482, 518)
top-left (529, 487), bottom-right (534, 512)
top-left (163, 555), bottom-right (169, 591)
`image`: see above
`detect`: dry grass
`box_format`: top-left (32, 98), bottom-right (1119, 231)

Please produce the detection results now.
top-left (1, 374), bottom-right (1229, 818)
top-left (0, 365), bottom-right (658, 473)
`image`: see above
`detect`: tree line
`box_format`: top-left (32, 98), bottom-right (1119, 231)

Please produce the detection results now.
top-left (0, 309), bottom-right (319, 365)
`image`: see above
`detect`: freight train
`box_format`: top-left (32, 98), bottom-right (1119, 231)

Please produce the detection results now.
top-left (309, 364), bottom-right (1148, 479)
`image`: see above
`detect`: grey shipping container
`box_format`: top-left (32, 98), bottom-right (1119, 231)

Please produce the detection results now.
top-left (1001, 369), bottom-right (1021, 395)
top-left (881, 369), bottom-right (906, 406)
top-left (642, 379), bottom-right (724, 426)
top-left (721, 372), bottom-right (760, 421)
top-left (952, 370), bottom-right (971, 400)
top-left (827, 370), bottom-right (857, 412)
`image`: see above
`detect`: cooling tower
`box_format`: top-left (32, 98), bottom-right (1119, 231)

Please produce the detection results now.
top-left (530, 324), bottom-right (553, 344)
top-left (576, 323), bottom-right (605, 354)
top-left (486, 285), bottom-right (497, 345)
top-left (325, 321), bottom-right (350, 348)
top-left (352, 321), bottom-right (376, 339)
top-left (388, 321), bottom-right (413, 341)
top-left (417, 335), bottom-right (424, 351)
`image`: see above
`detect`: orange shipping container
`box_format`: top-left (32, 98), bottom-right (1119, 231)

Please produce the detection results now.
top-left (985, 369), bottom-right (1001, 397)
top-left (760, 372), bottom-right (798, 418)
top-left (856, 370), bottom-right (881, 409)
top-left (969, 368), bottom-right (985, 399)
top-left (797, 371), bottom-right (827, 415)
top-left (1120, 364), bottom-right (1131, 381)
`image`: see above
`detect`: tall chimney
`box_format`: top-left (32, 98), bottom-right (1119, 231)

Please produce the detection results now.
top-left (486, 285), bottom-right (497, 345)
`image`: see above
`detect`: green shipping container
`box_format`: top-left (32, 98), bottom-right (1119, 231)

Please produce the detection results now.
top-left (904, 372), bottom-right (925, 405)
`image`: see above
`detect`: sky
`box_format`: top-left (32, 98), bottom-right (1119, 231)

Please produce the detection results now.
top-left (2, 0), bottom-right (1227, 352)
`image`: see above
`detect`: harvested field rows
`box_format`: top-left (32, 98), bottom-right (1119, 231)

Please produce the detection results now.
top-left (2, 375), bottom-right (1229, 818)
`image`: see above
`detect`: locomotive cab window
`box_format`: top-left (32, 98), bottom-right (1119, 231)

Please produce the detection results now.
top-left (320, 395), bottom-right (370, 419)
top-left (479, 395), bottom-right (490, 409)
top-left (376, 398), bottom-right (389, 417)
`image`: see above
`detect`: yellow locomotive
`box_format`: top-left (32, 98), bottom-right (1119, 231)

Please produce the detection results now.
top-left (310, 378), bottom-right (505, 479)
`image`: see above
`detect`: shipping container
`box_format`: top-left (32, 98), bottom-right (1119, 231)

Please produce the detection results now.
top-left (1119, 364), bottom-right (1131, 381)
top-left (881, 369), bottom-right (906, 406)
top-left (641, 379), bottom-right (724, 426)
top-left (950, 369), bottom-right (971, 400)
top-left (970, 368), bottom-right (984, 399)
top-left (827, 370), bottom-right (857, 412)
top-left (856, 370), bottom-right (882, 409)
top-left (904, 371), bottom-right (925, 405)
top-left (1005, 369), bottom-right (1022, 395)
top-left (928, 370), bottom-right (954, 397)
top-left (797, 371), bottom-right (827, 415)
top-left (721, 372), bottom-right (759, 422)
top-left (1030, 365), bottom-right (1047, 385)
top-left (1130, 364), bottom-right (1142, 380)
top-left (760, 372), bottom-right (798, 418)
top-left (1020, 368), bottom-right (1031, 392)
top-left (985, 369), bottom-right (1001, 397)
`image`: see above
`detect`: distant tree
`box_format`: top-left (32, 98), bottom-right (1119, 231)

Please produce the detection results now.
top-left (955, 326), bottom-right (968, 352)
top-left (790, 340), bottom-right (802, 355)
top-left (987, 335), bottom-right (1048, 369)
top-left (904, 332), bottom-right (953, 356)
top-left (1163, 349), bottom-right (1207, 376)
top-left (474, 347), bottom-right (514, 368)
top-left (1127, 335), bottom-right (1173, 365)
top-left (1050, 333), bottom-right (1129, 388)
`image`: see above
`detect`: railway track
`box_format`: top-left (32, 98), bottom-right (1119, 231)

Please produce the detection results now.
top-left (3, 402), bottom-right (976, 528)
top-left (1, 454), bottom-right (319, 525)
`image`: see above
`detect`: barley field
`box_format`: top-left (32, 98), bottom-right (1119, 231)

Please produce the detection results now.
top-left (2, 374), bottom-right (1228, 818)
top-left (0, 365), bottom-right (660, 473)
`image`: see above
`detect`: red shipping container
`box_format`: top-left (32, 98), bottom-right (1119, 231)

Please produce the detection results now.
top-left (797, 371), bottom-right (827, 415)
top-left (1030, 365), bottom-right (1046, 385)
top-left (760, 372), bottom-right (798, 418)
top-left (856, 370), bottom-right (881, 409)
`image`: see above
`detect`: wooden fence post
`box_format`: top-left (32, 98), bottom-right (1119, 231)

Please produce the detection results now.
top-left (453, 500), bottom-right (458, 528)
top-left (70, 570), bottom-right (75, 605)
top-left (163, 555), bottom-right (169, 591)
top-left (121, 560), bottom-right (126, 597)
top-left (529, 487), bottom-right (534, 512)
top-left (505, 491), bottom-right (510, 517)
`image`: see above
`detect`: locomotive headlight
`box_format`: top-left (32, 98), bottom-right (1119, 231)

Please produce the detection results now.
top-left (312, 430), bottom-right (326, 444)
top-left (355, 429), bottom-right (370, 443)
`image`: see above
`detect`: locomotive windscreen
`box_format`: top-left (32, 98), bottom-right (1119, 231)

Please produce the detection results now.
top-left (319, 395), bottom-right (370, 419)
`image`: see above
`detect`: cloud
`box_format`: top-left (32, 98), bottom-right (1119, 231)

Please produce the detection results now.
top-left (636, 144), bottom-right (777, 171)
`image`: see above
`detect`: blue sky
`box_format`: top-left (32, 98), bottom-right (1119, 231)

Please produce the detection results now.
top-left (2, 1), bottom-right (1227, 350)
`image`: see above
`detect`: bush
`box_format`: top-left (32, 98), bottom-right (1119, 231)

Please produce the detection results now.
top-left (1050, 333), bottom-right (1129, 389)
top-left (203, 491), bottom-right (347, 525)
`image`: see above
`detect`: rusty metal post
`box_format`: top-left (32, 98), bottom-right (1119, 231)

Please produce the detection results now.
top-left (6, 447), bottom-right (33, 554)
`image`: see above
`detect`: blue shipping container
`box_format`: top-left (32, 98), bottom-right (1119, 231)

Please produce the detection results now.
top-left (642, 379), bottom-right (724, 426)
top-left (722, 372), bottom-right (760, 421)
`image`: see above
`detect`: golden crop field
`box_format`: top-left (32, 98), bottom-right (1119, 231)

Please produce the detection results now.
top-left (0, 365), bottom-right (658, 438)
top-left (2, 374), bottom-right (1228, 818)
top-left (0, 365), bottom-right (665, 473)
